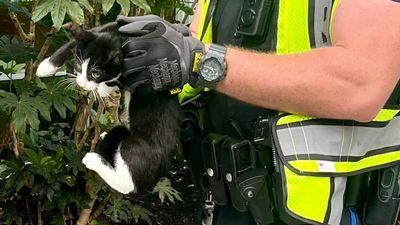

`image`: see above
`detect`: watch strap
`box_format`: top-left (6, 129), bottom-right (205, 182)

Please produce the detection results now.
top-left (208, 44), bottom-right (227, 58)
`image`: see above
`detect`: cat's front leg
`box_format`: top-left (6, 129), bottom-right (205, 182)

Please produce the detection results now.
top-left (36, 57), bottom-right (59, 77)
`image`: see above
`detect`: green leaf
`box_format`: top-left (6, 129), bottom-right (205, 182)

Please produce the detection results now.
top-left (66, 1), bottom-right (84, 25)
top-left (116, 0), bottom-right (130, 15)
top-left (51, 0), bottom-right (67, 30)
top-left (77, 0), bottom-right (95, 14)
top-left (151, 177), bottom-right (183, 204)
top-left (0, 36), bottom-right (37, 64)
top-left (130, 0), bottom-right (151, 13)
top-left (0, 60), bottom-right (7, 69)
top-left (13, 63), bottom-right (25, 72)
top-left (0, 90), bottom-right (18, 112)
top-left (58, 175), bottom-right (76, 186)
top-left (9, 94), bottom-right (52, 132)
top-left (102, 0), bottom-right (115, 15)
top-left (89, 220), bottom-right (112, 225)
top-left (130, 205), bottom-right (153, 225)
top-left (32, 0), bottom-right (54, 23)
top-left (35, 77), bottom-right (48, 89)
top-left (37, 80), bottom-right (78, 119)
top-left (0, 163), bottom-right (7, 175)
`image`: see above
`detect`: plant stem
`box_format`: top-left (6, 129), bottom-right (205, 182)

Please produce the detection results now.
top-left (37, 200), bottom-right (43, 225)
top-left (89, 193), bottom-right (111, 221)
top-left (75, 95), bottom-right (96, 151)
top-left (8, 12), bottom-right (31, 43)
top-left (95, 4), bottom-right (101, 27)
top-left (76, 183), bottom-right (97, 225)
top-left (32, 37), bottom-right (51, 75)
top-left (11, 124), bottom-right (20, 157)
top-left (25, 198), bottom-right (33, 225)
top-left (29, 0), bottom-right (37, 41)
top-left (90, 101), bottom-right (104, 152)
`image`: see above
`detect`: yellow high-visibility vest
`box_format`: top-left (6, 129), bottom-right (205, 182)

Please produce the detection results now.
top-left (181, 1), bottom-right (400, 224)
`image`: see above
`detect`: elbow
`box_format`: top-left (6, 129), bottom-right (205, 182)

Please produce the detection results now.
top-left (345, 94), bottom-right (384, 123)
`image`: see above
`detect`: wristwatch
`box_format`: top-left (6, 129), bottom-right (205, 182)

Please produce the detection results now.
top-left (196, 44), bottom-right (227, 89)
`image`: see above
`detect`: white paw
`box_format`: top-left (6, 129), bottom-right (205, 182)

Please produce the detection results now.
top-left (82, 152), bottom-right (103, 171)
top-left (100, 132), bottom-right (108, 140)
top-left (36, 57), bottom-right (58, 77)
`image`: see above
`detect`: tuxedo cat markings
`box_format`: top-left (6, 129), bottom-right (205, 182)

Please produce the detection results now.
top-left (36, 23), bottom-right (183, 194)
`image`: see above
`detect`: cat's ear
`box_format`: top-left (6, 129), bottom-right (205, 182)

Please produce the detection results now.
top-left (70, 24), bottom-right (96, 43)
top-left (109, 51), bottom-right (122, 65)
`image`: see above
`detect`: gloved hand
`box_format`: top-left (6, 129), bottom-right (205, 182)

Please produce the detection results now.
top-left (117, 15), bottom-right (204, 92)
top-left (117, 15), bottom-right (191, 36)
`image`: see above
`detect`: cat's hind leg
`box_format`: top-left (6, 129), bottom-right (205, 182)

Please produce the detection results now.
top-left (82, 152), bottom-right (135, 194)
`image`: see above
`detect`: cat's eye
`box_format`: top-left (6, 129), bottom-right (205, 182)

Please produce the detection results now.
top-left (91, 71), bottom-right (101, 79)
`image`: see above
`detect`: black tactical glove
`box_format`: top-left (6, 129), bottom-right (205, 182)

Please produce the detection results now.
top-left (117, 15), bottom-right (204, 91)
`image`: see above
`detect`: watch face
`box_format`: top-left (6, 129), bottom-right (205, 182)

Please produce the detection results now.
top-left (201, 57), bottom-right (223, 81)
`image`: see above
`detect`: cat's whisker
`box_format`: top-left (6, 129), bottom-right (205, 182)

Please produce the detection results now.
top-left (92, 58), bottom-right (101, 69)
top-left (104, 73), bottom-right (123, 88)
top-left (73, 52), bottom-right (83, 64)
top-left (55, 77), bottom-right (77, 90)
top-left (64, 72), bottom-right (77, 78)
top-left (66, 80), bottom-right (78, 90)
top-left (55, 78), bottom-right (72, 87)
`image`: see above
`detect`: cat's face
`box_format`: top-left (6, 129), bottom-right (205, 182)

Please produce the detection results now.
top-left (37, 23), bottom-right (122, 97)
top-left (72, 33), bottom-right (122, 96)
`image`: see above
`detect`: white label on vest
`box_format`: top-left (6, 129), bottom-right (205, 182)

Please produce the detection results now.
top-left (317, 160), bottom-right (336, 172)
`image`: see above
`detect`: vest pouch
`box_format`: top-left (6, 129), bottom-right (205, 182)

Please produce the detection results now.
top-left (363, 166), bottom-right (400, 225)
top-left (271, 108), bottom-right (400, 225)
top-left (220, 137), bottom-right (275, 225)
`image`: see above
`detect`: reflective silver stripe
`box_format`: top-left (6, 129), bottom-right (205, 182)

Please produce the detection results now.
top-left (328, 177), bottom-right (346, 225)
top-left (313, 0), bottom-right (332, 47)
top-left (277, 116), bottom-right (400, 158)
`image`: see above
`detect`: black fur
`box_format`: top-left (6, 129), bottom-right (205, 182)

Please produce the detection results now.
top-left (49, 22), bottom-right (183, 193)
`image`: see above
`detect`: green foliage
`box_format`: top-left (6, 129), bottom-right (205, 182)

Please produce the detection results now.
top-left (0, 0), bottom-right (194, 223)
top-left (131, 204), bottom-right (154, 225)
top-left (37, 78), bottom-right (78, 119)
top-left (102, 0), bottom-right (115, 15)
top-left (89, 220), bottom-right (112, 225)
top-left (0, 124), bottom-right (91, 224)
top-left (130, 0), bottom-right (151, 13)
top-left (0, 91), bottom-right (48, 132)
top-left (0, 36), bottom-right (37, 63)
top-left (4, 205), bottom-right (23, 225)
top-left (77, 0), bottom-right (95, 14)
top-left (32, 0), bottom-right (151, 29)
top-left (0, 60), bottom-right (25, 76)
top-left (0, 76), bottom-right (78, 132)
top-left (175, 0), bottom-right (194, 16)
top-left (102, 0), bottom-right (151, 15)
top-left (104, 193), bottom-right (153, 224)
top-left (32, 0), bottom-right (94, 30)
top-left (152, 177), bottom-right (183, 204)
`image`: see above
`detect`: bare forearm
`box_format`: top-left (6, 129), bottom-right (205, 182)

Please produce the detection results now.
top-left (217, 46), bottom-right (397, 121)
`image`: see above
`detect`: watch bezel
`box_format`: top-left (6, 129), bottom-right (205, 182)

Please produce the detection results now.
top-left (198, 55), bottom-right (226, 82)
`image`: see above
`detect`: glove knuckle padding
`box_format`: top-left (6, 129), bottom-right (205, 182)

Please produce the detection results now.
top-left (118, 16), bottom-right (204, 91)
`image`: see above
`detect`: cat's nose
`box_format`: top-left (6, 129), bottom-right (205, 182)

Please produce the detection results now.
top-left (76, 74), bottom-right (88, 88)
top-left (85, 82), bottom-right (97, 91)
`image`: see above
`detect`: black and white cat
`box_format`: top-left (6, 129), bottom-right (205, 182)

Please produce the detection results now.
top-left (36, 23), bottom-right (183, 194)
